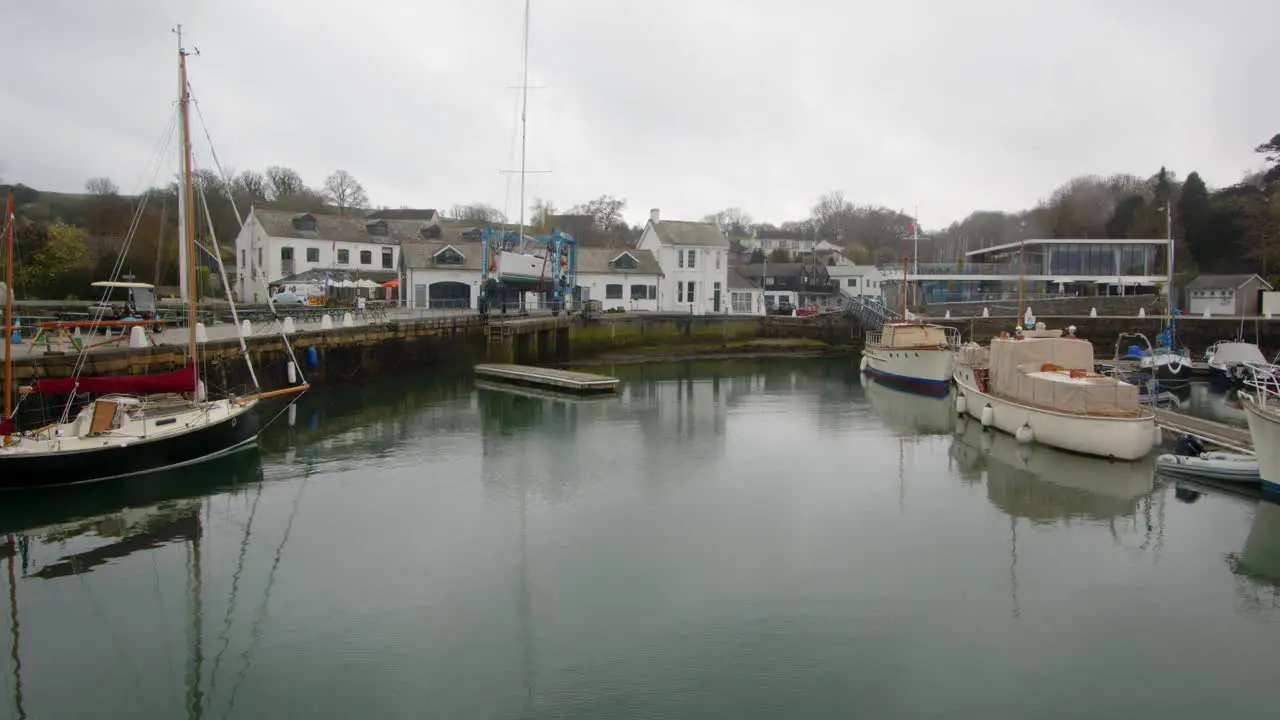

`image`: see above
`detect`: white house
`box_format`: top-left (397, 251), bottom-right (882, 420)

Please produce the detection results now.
top-left (233, 208), bottom-right (429, 302)
top-left (727, 268), bottom-right (764, 315)
top-left (400, 241), bottom-right (663, 312)
top-left (827, 264), bottom-right (885, 299)
top-left (575, 248), bottom-right (663, 312)
top-left (636, 209), bottom-right (730, 314)
top-left (740, 228), bottom-right (815, 257)
top-left (1185, 274), bottom-right (1273, 316)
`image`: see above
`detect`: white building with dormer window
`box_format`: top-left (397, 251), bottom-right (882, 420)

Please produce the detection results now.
top-left (635, 208), bottom-right (730, 314)
top-left (232, 208), bottom-right (442, 302)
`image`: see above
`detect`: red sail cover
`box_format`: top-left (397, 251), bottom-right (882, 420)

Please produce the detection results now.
top-left (32, 365), bottom-right (197, 395)
top-left (0, 418), bottom-right (11, 436)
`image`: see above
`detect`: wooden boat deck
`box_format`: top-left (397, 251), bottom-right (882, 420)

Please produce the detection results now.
top-left (1153, 407), bottom-right (1253, 452)
top-left (473, 364), bottom-right (619, 394)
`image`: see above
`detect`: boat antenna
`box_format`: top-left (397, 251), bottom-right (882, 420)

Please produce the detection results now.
top-left (1017, 221), bottom-right (1027, 331)
top-left (3, 190), bottom-right (13, 445)
top-left (175, 25), bottom-right (200, 399)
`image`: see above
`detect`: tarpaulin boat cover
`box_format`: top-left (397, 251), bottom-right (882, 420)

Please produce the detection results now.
top-left (988, 336), bottom-right (1140, 416)
top-left (31, 365), bottom-right (196, 396)
top-left (881, 323), bottom-right (950, 348)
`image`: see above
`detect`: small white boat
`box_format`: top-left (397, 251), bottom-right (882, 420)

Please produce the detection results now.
top-left (1156, 451), bottom-right (1260, 483)
top-left (862, 322), bottom-right (960, 397)
top-left (1206, 341), bottom-right (1268, 387)
top-left (954, 326), bottom-right (1156, 461)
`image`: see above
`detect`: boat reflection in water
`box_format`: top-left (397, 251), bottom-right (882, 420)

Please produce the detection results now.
top-left (864, 378), bottom-right (955, 437)
top-left (950, 416), bottom-right (1157, 523)
top-left (1228, 500), bottom-right (1280, 608)
top-left (1187, 382), bottom-right (1247, 427)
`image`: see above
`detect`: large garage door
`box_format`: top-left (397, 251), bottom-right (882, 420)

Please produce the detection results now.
top-left (429, 281), bottom-right (471, 309)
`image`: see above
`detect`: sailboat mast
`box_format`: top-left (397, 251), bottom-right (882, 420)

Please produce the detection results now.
top-left (4, 190), bottom-right (14, 439)
top-left (177, 27), bottom-right (199, 394)
top-left (517, 0), bottom-right (531, 245)
top-left (1017, 237), bottom-right (1026, 329)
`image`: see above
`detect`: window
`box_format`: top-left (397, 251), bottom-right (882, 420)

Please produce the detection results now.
top-left (240, 249), bottom-right (245, 267)
top-left (687, 250), bottom-right (697, 268)
top-left (281, 247), bottom-right (294, 260)
top-left (366, 220), bottom-right (389, 236)
top-left (338, 249), bottom-right (350, 264)
top-left (606, 284), bottom-right (623, 299)
top-left (847, 278), bottom-right (857, 287)
top-left (630, 285), bottom-right (648, 300)
top-left (684, 281), bottom-right (696, 303)
top-left (715, 251), bottom-right (721, 270)
top-left (382, 247), bottom-right (394, 269)
top-left (648, 286), bottom-right (657, 300)
top-left (292, 214), bottom-right (317, 232)
top-left (613, 253), bottom-right (638, 270)
top-left (678, 251), bottom-right (685, 269)
top-left (731, 292), bottom-right (752, 313)
top-left (360, 250), bottom-right (372, 265)
top-left (306, 247), bottom-right (320, 262)
top-left (435, 248), bottom-right (464, 264)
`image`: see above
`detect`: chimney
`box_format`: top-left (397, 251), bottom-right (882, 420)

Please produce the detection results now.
top-left (650, 208), bottom-right (660, 224)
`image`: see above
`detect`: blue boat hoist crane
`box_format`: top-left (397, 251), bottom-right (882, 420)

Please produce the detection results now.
top-left (478, 228), bottom-right (578, 316)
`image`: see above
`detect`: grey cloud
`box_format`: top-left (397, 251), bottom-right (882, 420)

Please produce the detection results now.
top-left (0, 0), bottom-right (1273, 230)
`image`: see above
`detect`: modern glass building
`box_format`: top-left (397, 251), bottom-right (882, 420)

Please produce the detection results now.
top-left (881, 238), bottom-right (1170, 304)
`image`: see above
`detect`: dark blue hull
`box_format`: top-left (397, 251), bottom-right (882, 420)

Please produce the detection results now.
top-left (864, 367), bottom-right (952, 398)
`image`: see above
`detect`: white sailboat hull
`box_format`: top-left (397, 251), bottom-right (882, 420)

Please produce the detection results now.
top-left (955, 367), bottom-right (1156, 461)
top-left (1241, 394), bottom-right (1280, 495)
top-left (498, 250), bottom-right (548, 284)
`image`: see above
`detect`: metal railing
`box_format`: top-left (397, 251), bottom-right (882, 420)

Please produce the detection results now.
top-left (845, 295), bottom-right (901, 332)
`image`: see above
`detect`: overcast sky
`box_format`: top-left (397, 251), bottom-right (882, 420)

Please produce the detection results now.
top-left (0, 0), bottom-right (1274, 229)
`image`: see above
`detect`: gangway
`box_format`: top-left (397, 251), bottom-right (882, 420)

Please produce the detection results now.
top-left (844, 295), bottom-right (901, 332)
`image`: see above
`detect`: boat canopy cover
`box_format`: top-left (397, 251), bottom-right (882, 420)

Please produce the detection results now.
top-left (31, 365), bottom-right (196, 396)
top-left (1213, 342), bottom-right (1266, 366)
top-left (881, 323), bottom-right (950, 348)
top-left (989, 336), bottom-right (1141, 416)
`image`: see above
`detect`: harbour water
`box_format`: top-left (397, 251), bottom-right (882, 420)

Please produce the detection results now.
top-left (0, 359), bottom-right (1276, 719)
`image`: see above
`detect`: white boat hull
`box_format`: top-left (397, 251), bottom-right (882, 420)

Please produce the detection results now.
top-left (863, 346), bottom-right (953, 396)
top-left (498, 250), bottom-right (548, 283)
top-left (1241, 394), bottom-right (1280, 496)
top-left (954, 368), bottom-right (1156, 461)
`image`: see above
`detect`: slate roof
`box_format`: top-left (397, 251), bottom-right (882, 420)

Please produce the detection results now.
top-left (1185, 274), bottom-right (1273, 291)
top-left (364, 208), bottom-right (439, 221)
top-left (727, 268), bottom-right (759, 290)
top-left (254, 208), bottom-right (432, 246)
top-left (576, 248), bottom-right (662, 276)
top-left (400, 241), bottom-right (485, 271)
top-left (650, 220), bottom-right (729, 248)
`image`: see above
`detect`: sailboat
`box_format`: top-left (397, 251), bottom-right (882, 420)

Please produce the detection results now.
top-left (861, 218), bottom-right (960, 396)
top-left (0, 30), bottom-right (306, 488)
top-left (477, 0), bottom-right (577, 316)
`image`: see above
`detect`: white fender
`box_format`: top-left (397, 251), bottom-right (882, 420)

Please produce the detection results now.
top-left (240, 319), bottom-right (253, 337)
top-left (195, 322), bottom-right (209, 343)
top-left (955, 394), bottom-right (967, 415)
top-left (321, 315), bottom-right (334, 330)
top-left (288, 403), bottom-right (297, 428)
top-left (283, 316), bottom-right (297, 334)
top-left (1015, 424), bottom-right (1034, 444)
top-left (980, 404), bottom-right (994, 428)
top-left (287, 361), bottom-right (297, 384)
top-left (860, 356), bottom-right (869, 373)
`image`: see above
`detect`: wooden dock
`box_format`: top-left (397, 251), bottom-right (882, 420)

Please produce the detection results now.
top-left (1153, 407), bottom-right (1254, 452)
top-left (473, 363), bottom-right (619, 395)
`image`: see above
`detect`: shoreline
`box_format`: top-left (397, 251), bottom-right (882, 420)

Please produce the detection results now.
top-left (563, 339), bottom-right (856, 367)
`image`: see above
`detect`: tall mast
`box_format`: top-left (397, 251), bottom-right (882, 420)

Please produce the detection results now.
top-left (517, 0), bottom-right (531, 246)
top-left (3, 190), bottom-right (13, 443)
top-left (177, 26), bottom-right (199, 395)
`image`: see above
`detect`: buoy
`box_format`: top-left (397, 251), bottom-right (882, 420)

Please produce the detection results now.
top-left (945, 310), bottom-right (951, 319)
top-left (73, 326), bottom-right (82, 339)
top-left (1015, 424), bottom-right (1034, 444)
top-left (1090, 307), bottom-right (1097, 318)
top-left (342, 312), bottom-right (354, 327)
top-left (321, 315), bottom-right (334, 330)
top-left (1267, 311), bottom-right (1274, 320)
top-left (128, 326), bottom-right (148, 348)
top-left (306, 346), bottom-right (319, 368)
top-left (859, 356), bottom-right (869, 373)
top-left (195, 322), bottom-right (209, 343)
top-left (1153, 424), bottom-right (1163, 445)
top-left (287, 361), bottom-right (297, 384)
top-left (1202, 307), bottom-right (1211, 318)
top-left (288, 403), bottom-right (297, 428)
top-left (956, 394), bottom-right (967, 415)
top-left (982, 307), bottom-right (990, 318)
top-left (240, 319), bottom-right (252, 337)
top-left (283, 316), bottom-right (296, 334)
top-left (1138, 308), bottom-right (1146, 319)
top-left (980, 405), bottom-right (994, 428)
top-left (197, 380), bottom-right (207, 402)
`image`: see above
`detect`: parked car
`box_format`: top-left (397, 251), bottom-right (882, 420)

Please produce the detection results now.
top-left (271, 292), bottom-right (306, 305)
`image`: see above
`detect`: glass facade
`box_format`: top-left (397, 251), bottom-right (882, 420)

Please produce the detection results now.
top-left (1041, 243), bottom-right (1165, 277)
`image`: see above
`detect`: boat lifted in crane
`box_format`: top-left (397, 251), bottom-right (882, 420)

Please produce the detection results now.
top-left (478, 228), bottom-right (578, 316)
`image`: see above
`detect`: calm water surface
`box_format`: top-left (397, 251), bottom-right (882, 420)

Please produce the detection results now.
top-left (1, 359), bottom-right (1276, 719)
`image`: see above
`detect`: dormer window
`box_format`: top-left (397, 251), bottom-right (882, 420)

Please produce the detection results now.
top-left (434, 246), bottom-right (465, 265)
top-left (292, 213), bottom-right (317, 232)
top-left (366, 220), bottom-right (389, 236)
top-left (420, 224), bottom-right (442, 240)
top-left (611, 252), bottom-right (638, 270)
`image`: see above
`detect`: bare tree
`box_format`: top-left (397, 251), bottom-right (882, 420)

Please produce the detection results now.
top-left (569, 195), bottom-right (627, 232)
top-left (530, 198), bottom-right (557, 228)
top-left (234, 170), bottom-right (269, 202)
top-left (264, 165), bottom-right (306, 201)
top-left (322, 169), bottom-right (369, 216)
top-left (450, 203), bottom-right (506, 224)
top-left (703, 207), bottom-right (753, 235)
top-left (84, 176), bottom-right (119, 197)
